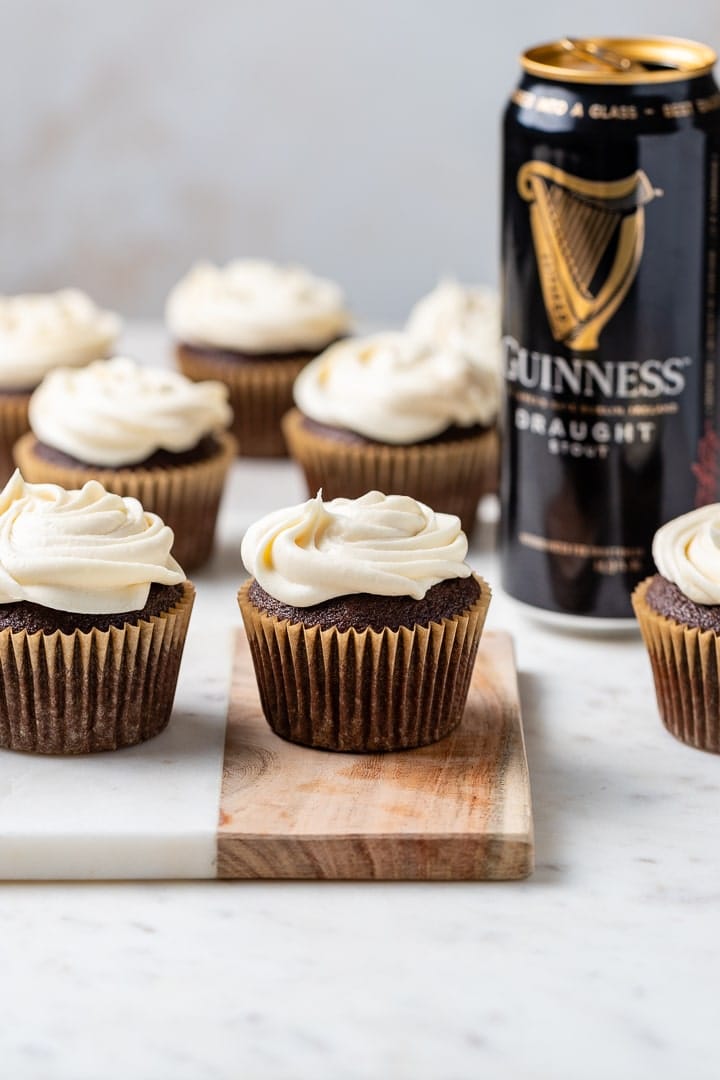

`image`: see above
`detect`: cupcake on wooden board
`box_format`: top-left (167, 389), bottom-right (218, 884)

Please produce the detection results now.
top-left (166, 259), bottom-right (351, 457)
top-left (283, 331), bottom-right (498, 536)
top-left (633, 504), bottom-right (720, 753)
top-left (0, 471), bottom-right (194, 754)
top-left (238, 490), bottom-right (491, 752)
top-left (13, 356), bottom-right (235, 571)
top-left (0, 289), bottom-right (120, 481)
top-left (406, 279), bottom-right (501, 492)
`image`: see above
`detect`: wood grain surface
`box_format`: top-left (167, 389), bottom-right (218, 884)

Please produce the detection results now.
top-left (217, 629), bottom-right (533, 880)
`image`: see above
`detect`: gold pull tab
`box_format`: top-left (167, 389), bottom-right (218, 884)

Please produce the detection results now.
top-left (560, 38), bottom-right (645, 73)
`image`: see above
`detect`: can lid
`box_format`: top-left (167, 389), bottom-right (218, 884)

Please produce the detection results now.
top-left (522, 36), bottom-right (717, 85)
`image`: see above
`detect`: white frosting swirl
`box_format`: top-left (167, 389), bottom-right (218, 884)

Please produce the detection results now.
top-left (293, 331), bottom-right (497, 443)
top-left (0, 472), bottom-right (185, 614)
top-left (165, 259), bottom-right (350, 352)
top-left (406, 280), bottom-right (502, 377)
top-left (29, 356), bottom-right (233, 467)
top-left (241, 490), bottom-right (471, 606)
top-left (0, 290), bottom-right (120, 390)
top-left (653, 504), bottom-right (720, 604)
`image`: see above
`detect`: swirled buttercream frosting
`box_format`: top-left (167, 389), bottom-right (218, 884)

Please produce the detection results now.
top-left (406, 280), bottom-right (501, 376)
top-left (165, 259), bottom-right (350, 352)
top-left (241, 490), bottom-right (471, 606)
top-left (293, 331), bottom-right (497, 443)
top-left (0, 471), bottom-right (185, 614)
top-left (0, 290), bottom-right (120, 390)
top-left (29, 356), bottom-right (233, 467)
top-left (653, 504), bottom-right (720, 605)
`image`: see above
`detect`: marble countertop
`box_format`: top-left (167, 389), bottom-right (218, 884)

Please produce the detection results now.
top-left (1, 325), bottom-right (719, 1080)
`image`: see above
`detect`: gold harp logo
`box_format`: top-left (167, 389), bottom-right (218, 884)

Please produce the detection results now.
top-left (518, 161), bottom-right (662, 351)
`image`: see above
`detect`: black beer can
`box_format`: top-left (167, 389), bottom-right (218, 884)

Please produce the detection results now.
top-left (501, 37), bottom-right (720, 625)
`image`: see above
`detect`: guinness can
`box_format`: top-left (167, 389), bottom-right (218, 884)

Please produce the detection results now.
top-left (501, 36), bottom-right (720, 625)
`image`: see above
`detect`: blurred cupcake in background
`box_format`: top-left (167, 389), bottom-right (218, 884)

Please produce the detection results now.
top-left (0, 289), bottom-right (120, 481)
top-left (406, 279), bottom-right (501, 492)
top-left (14, 356), bottom-right (235, 571)
top-left (166, 259), bottom-right (350, 457)
top-left (406, 279), bottom-right (502, 376)
top-left (282, 330), bottom-right (498, 536)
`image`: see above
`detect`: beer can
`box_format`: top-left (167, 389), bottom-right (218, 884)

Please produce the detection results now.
top-left (501, 36), bottom-right (720, 625)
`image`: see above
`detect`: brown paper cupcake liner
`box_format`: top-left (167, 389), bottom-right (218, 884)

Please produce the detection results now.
top-left (238, 575), bottom-right (491, 752)
top-left (177, 345), bottom-right (312, 457)
top-left (0, 581), bottom-right (195, 755)
top-left (14, 431), bottom-right (237, 572)
top-left (282, 409), bottom-right (499, 537)
top-left (633, 576), bottom-right (720, 753)
top-left (0, 392), bottom-right (31, 486)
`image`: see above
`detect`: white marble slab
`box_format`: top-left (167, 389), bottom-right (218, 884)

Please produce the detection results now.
top-left (0, 617), bottom-right (229, 880)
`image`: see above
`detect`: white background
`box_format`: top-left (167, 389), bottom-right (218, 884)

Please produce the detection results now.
top-left (1, 0), bottom-right (719, 321)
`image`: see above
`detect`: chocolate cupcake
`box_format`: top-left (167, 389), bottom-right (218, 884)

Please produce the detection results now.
top-left (283, 331), bottom-right (498, 536)
top-left (13, 356), bottom-right (236, 571)
top-left (405, 280), bottom-right (502, 375)
top-left (0, 471), bottom-right (194, 754)
top-left (633, 504), bottom-right (720, 752)
top-left (0, 289), bottom-right (119, 482)
top-left (166, 259), bottom-right (350, 457)
top-left (406, 279), bottom-right (502, 495)
top-left (238, 490), bottom-right (491, 751)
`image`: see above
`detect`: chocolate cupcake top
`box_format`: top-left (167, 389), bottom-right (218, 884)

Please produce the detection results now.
top-left (0, 471), bottom-right (184, 614)
top-left (0, 290), bottom-right (120, 391)
top-left (165, 259), bottom-right (350, 353)
top-left (406, 279), bottom-right (501, 381)
top-left (293, 331), bottom-right (497, 444)
top-left (241, 490), bottom-right (472, 606)
top-left (28, 356), bottom-right (232, 467)
top-left (653, 504), bottom-right (720, 604)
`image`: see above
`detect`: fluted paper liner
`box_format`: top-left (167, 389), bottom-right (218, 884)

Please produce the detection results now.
top-left (237, 575), bottom-right (491, 752)
top-left (0, 392), bottom-right (31, 485)
top-left (0, 581), bottom-right (194, 755)
top-left (633, 576), bottom-right (720, 753)
top-left (14, 431), bottom-right (237, 572)
top-left (177, 345), bottom-right (311, 457)
top-left (282, 408), bottom-right (499, 537)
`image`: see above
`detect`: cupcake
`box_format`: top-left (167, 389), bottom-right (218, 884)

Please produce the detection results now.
top-left (283, 331), bottom-right (498, 535)
top-left (633, 504), bottom-right (720, 753)
top-left (238, 490), bottom-right (491, 752)
top-left (0, 471), bottom-right (194, 754)
top-left (406, 278), bottom-right (501, 491)
top-left (0, 289), bottom-right (120, 481)
top-left (13, 356), bottom-right (235, 571)
top-left (166, 259), bottom-right (350, 457)
top-left (406, 279), bottom-right (502, 372)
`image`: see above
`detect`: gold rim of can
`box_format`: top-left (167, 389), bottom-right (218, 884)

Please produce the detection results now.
top-left (522, 36), bottom-right (717, 85)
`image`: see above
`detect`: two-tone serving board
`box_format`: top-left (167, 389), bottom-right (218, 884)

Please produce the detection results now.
top-left (0, 630), bottom-right (533, 880)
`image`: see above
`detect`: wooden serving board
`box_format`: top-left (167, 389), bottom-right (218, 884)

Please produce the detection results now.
top-left (218, 629), bottom-right (533, 880)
